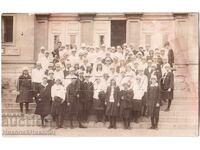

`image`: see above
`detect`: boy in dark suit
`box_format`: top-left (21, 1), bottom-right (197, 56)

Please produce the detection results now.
top-left (160, 63), bottom-right (174, 111)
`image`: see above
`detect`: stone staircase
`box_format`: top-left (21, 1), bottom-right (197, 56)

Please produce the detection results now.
top-left (1, 64), bottom-right (199, 134)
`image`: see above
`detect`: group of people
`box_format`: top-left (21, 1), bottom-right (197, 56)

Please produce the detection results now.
top-left (16, 41), bottom-right (174, 130)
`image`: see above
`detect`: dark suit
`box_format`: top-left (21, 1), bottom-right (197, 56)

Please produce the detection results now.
top-left (168, 49), bottom-right (174, 67)
top-left (80, 80), bottom-right (94, 122)
top-left (160, 71), bottom-right (174, 110)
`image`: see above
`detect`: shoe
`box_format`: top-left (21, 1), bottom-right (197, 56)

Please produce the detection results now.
top-left (164, 108), bottom-right (170, 112)
top-left (79, 124), bottom-right (87, 128)
top-left (113, 126), bottom-right (117, 129)
top-left (127, 126), bottom-right (132, 130)
top-left (108, 125), bottom-right (112, 129)
top-left (148, 126), bottom-right (155, 129)
top-left (44, 119), bottom-right (48, 122)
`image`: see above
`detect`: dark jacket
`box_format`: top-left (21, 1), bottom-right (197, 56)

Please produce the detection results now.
top-left (147, 85), bottom-right (160, 117)
top-left (161, 71), bottom-right (174, 90)
top-left (168, 49), bottom-right (174, 66)
top-left (35, 84), bottom-right (52, 116)
top-left (16, 74), bottom-right (33, 103)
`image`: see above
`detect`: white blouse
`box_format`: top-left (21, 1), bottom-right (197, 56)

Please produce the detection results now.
top-left (51, 84), bottom-right (65, 100)
top-left (109, 86), bottom-right (115, 102)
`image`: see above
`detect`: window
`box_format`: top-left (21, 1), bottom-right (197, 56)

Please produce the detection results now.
top-left (54, 35), bottom-right (60, 49)
top-left (70, 34), bottom-right (76, 45)
top-left (2, 16), bottom-right (13, 43)
top-left (99, 35), bottom-right (105, 46)
top-left (145, 34), bottom-right (152, 47)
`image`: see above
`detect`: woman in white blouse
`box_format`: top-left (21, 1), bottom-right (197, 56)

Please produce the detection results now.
top-left (51, 78), bottom-right (66, 129)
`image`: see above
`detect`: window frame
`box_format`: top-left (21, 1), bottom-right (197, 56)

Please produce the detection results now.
top-left (1, 14), bottom-right (16, 46)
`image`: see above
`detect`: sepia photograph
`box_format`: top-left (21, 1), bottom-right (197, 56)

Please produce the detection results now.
top-left (1, 12), bottom-right (199, 136)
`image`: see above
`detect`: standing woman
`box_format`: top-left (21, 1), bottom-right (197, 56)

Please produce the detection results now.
top-left (160, 63), bottom-right (174, 111)
top-left (51, 78), bottom-right (66, 129)
top-left (119, 82), bottom-right (134, 129)
top-left (93, 78), bottom-right (106, 123)
top-left (105, 79), bottom-right (120, 129)
top-left (147, 75), bottom-right (160, 129)
top-left (35, 76), bottom-right (52, 127)
top-left (132, 67), bottom-right (148, 123)
top-left (16, 67), bottom-right (33, 114)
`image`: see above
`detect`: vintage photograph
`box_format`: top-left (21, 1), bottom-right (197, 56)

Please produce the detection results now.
top-left (1, 13), bottom-right (199, 136)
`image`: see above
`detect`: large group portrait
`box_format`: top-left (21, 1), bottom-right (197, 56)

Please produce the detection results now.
top-left (1, 12), bottom-right (199, 136)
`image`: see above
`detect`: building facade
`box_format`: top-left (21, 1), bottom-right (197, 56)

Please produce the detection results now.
top-left (1, 13), bottom-right (198, 97)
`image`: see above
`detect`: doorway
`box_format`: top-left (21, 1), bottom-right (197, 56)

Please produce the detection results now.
top-left (111, 20), bottom-right (126, 47)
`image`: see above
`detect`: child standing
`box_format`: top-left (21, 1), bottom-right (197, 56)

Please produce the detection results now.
top-left (105, 79), bottom-right (120, 129)
top-left (147, 75), bottom-right (160, 129)
top-left (119, 82), bottom-right (134, 129)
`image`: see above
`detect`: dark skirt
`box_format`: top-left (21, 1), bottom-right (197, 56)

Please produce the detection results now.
top-left (93, 98), bottom-right (105, 111)
top-left (160, 89), bottom-right (173, 100)
top-left (132, 99), bottom-right (142, 112)
top-left (16, 90), bottom-right (33, 103)
top-left (35, 98), bottom-right (51, 116)
top-left (119, 101), bottom-right (132, 119)
top-left (105, 102), bottom-right (119, 117)
top-left (67, 99), bottom-right (81, 115)
top-left (51, 97), bottom-right (65, 116)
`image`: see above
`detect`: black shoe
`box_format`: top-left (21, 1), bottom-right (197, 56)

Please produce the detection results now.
top-left (127, 126), bottom-right (132, 130)
top-left (113, 126), bottom-right (117, 129)
top-left (79, 124), bottom-right (87, 128)
top-left (148, 126), bottom-right (155, 129)
top-left (44, 119), bottom-right (48, 122)
top-left (108, 125), bottom-right (112, 129)
top-left (164, 108), bottom-right (170, 112)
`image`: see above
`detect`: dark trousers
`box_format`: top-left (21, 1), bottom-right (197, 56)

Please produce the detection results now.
top-left (132, 111), bottom-right (140, 123)
top-left (123, 118), bottom-right (131, 129)
top-left (95, 110), bottom-right (104, 122)
top-left (151, 114), bottom-right (159, 128)
top-left (82, 100), bottom-right (93, 122)
top-left (108, 116), bottom-right (117, 128)
top-left (55, 114), bottom-right (64, 128)
top-left (19, 102), bottom-right (29, 113)
top-left (167, 98), bottom-right (172, 109)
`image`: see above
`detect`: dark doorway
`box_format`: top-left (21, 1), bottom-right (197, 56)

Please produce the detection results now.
top-left (111, 20), bottom-right (126, 47)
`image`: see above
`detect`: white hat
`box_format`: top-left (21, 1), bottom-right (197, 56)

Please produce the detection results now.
top-left (40, 46), bottom-right (45, 50)
top-left (36, 61), bottom-right (42, 66)
top-left (120, 67), bottom-right (126, 73)
top-left (81, 43), bottom-right (86, 47)
top-left (163, 63), bottom-right (171, 68)
top-left (22, 67), bottom-right (29, 71)
top-left (150, 75), bottom-right (157, 81)
top-left (151, 63), bottom-right (157, 68)
top-left (48, 70), bottom-right (54, 75)
top-left (42, 75), bottom-right (48, 80)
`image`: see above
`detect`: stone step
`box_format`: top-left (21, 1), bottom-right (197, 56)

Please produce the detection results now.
top-left (2, 115), bottom-right (197, 129)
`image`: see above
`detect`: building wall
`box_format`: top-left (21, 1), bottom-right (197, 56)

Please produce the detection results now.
top-left (2, 13), bottom-right (35, 63)
top-left (1, 13), bottom-right (199, 95)
top-left (2, 13), bottom-right (35, 91)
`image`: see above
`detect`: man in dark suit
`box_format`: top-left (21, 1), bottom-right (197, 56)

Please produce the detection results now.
top-left (164, 41), bottom-right (174, 68)
top-left (81, 73), bottom-right (94, 122)
top-left (160, 63), bottom-right (174, 111)
top-left (52, 41), bottom-right (62, 58)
